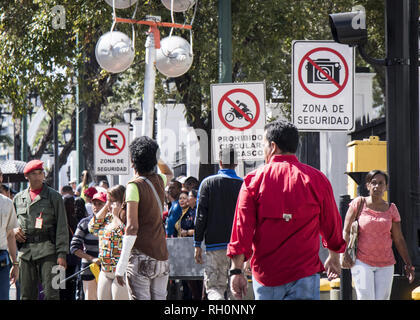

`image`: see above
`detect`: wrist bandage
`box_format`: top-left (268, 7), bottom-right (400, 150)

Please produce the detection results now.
top-left (115, 235), bottom-right (137, 276)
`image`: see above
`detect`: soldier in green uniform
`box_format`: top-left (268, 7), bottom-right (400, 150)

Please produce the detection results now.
top-left (13, 160), bottom-right (69, 300)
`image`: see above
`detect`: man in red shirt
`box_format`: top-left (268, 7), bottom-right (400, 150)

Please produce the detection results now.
top-left (227, 120), bottom-right (346, 300)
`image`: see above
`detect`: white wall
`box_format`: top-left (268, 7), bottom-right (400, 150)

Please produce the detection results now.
top-left (156, 103), bottom-right (200, 179)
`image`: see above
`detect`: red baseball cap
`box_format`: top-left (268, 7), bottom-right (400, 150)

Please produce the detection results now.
top-left (23, 160), bottom-right (44, 174)
top-left (84, 187), bottom-right (98, 198)
top-left (92, 192), bottom-right (107, 203)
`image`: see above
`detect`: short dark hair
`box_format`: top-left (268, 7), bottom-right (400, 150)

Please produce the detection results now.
top-left (179, 190), bottom-right (189, 198)
top-left (170, 179), bottom-right (182, 188)
top-left (61, 185), bottom-right (73, 194)
top-left (129, 136), bottom-right (159, 174)
top-left (184, 176), bottom-right (199, 191)
top-left (99, 180), bottom-right (109, 188)
top-left (264, 120), bottom-right (299, 153)
top-left (365, 170), bottom-right (388, 185)
top-left (219, 147), bottom-right (238, 168)
top-left (168, 179), bottom-right (182, 199)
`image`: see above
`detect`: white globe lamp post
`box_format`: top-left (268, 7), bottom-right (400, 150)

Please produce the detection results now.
top-left (156, 36), bottom-right (193, 77)
top-left (104, 0), bottom-right (138, 9)
top-left (161, 0), bottom-right (195, 12)
top-left (95, 31), bottom-right (135, 74)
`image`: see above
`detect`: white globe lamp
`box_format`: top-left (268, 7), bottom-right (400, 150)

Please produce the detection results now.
top-left (95, 31), bottom-right (135, 73)
top-left (104, 0), bottom-right (138, 9)
top-left (161, 0), bottom-right (195, 13)
top-left (156, 36), bottom-right (193, 77)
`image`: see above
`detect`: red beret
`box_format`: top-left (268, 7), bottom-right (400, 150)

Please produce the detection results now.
top-left (23, 160), bottom-right (44, 174)
top-left (84, 187), bottom-right (98, 198)
top-left (92, 192), bottom-right (107, 203)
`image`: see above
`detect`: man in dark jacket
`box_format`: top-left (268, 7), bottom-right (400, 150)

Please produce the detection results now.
top-left (194, 147), bottom-right (243, 300)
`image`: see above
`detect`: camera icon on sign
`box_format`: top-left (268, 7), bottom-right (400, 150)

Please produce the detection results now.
top-left (306, 58), bottom-right (341, 84)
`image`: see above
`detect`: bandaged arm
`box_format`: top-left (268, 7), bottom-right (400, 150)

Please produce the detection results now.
top-left (115, 200), bottom-right (139, 276)
top-left (115, 234), bottom-right (137, 276)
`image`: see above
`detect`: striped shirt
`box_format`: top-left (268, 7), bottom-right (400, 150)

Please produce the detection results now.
top-left (70, 214), bottom-right (99, 277)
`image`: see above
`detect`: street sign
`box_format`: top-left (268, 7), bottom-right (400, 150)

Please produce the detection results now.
top-left (211, 82), bottom-right (266, 161)
top-left (292, 40), bottom-right (354, 131)
top-left (94, 124), bottom-right (130, 175)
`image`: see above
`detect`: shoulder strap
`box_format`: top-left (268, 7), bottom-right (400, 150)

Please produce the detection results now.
top-left (355, 196), bottom-right (365, 221)
top-left (137, 176), bottom-right (163, 218)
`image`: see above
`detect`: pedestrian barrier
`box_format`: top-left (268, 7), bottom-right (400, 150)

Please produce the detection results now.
top-left (166, 237), bottom-right (205, 280)
top-left (327, 278), bottom-right (357, 300)
top-left (319, 278), bottom-right (331, 300)
top-left (330, 278), bottom-right (341, 300)
top-left (412, 286), bottom-right (420, 300)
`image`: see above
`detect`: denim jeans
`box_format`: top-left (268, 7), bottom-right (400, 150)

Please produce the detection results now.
top-left (0, 250), bottom-right (10, 300)
top-left (252, 273), bottom-right (320, 300)
top-left (0, 264), bottom-right (10, 300)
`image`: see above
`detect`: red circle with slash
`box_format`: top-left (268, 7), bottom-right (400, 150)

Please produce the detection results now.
top-left (98, 128), bottom-right (126, 156)
top-left (218, 88), bottom-right (260, 131)
top-left (298, 47), bottom-right (349, 98)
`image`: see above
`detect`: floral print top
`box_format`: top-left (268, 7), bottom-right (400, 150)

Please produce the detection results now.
top-left (88, 213), bottom-right (125, 273)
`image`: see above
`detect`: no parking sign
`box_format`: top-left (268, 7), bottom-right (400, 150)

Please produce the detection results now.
top-left (94, 124), bottom-right (130, 175)
top-left (292, 40), bottom-right (354, 131)
top-left (211, 82), bottom-right (266, 161)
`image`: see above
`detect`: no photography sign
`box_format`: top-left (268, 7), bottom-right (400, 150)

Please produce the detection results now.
top-left (292, 40), bottom-right (354, 131)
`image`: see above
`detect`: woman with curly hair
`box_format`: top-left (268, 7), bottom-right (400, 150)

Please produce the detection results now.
top-left (115, 136), bottom-right (173, 300)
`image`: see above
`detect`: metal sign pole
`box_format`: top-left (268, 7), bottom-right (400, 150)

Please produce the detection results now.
top-left (141, 17), bottom-right (160, 139)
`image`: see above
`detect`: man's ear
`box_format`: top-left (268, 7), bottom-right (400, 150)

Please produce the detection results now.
top-left (270, 141), bottom-right (280, 155)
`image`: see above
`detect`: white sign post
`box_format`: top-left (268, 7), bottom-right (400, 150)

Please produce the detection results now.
top-left (211, 82), bottom-right (266, 162)
top-left (292, 40), bottom-right (354, 131)
top-left (94, 124), bottom-right (130, 175)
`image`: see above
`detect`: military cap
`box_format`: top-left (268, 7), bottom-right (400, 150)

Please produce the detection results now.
top-left (84, 187), bottom-right (98, 198)
top-left (23, 160), bottom-right (44, 174)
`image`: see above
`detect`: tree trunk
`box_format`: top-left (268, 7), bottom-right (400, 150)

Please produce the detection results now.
top-left (44, 110), bottom-right (76, 187)
top-left (13, 119), bottom-right (21, 161)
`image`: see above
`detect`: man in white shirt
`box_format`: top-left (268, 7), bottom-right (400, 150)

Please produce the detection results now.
top-left (0, 167), bottom-right (19, 300)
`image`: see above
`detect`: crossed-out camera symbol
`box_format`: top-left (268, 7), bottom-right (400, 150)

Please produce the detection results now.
top-left (306, 58), bottom-right (341, 84)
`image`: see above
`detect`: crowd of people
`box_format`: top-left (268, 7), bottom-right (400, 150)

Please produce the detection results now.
top-left (0, 120), bottom-right (416, 301)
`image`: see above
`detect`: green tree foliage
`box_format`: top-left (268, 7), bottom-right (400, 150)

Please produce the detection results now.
top-left (0, 0), bottom-right (387, 182)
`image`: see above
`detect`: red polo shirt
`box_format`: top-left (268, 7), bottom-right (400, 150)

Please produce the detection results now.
top-left (227, 155), bottom-right (346, 286)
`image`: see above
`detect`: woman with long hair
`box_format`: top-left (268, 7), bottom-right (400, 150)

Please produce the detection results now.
top-left (88, 185), bottom-right (129, 300)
